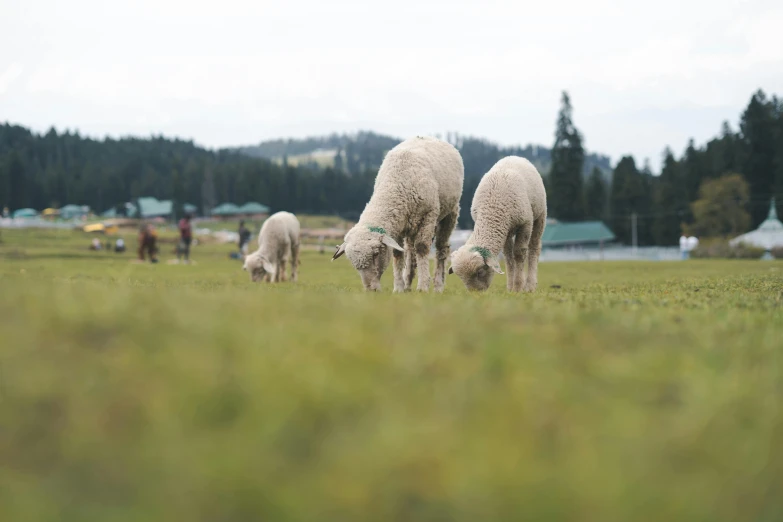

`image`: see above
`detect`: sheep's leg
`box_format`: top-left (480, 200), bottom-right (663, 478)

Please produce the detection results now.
top-left (290, 243), bottom-right (300, 282)
top-left (403, 238), bottom-right (416, 291)
top-left (503, 232), bottom-right (517, 292)
top-left (279, 258), bottom-right (288, 282)
top-left (513, 222), bottom-right (532, 292)
top-left (433, 211), bottom-right (457, 293)
top-left (414, 213), bottom-right (438, 292)
top-left (392, 248), bottom-right (405, 293)
top-left (525, 217), bottom-right (545, 292)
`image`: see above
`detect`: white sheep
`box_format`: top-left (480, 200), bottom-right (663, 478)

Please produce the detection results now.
top-left (243, 211), bottom-right (301, 283)
top-left (332, 136), bottom-right (464, 292)
top-left (448, 156), bottom-right (547, 292)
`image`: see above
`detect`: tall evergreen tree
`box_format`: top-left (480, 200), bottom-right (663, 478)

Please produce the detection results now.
top-left (548, 91), bottom-right (585, 221)
top-left (740, 89), bottom-right (777, 227)
top-left (653, 148), bottom-right (687, 245)
top-left (772, 96), bottom-right (783, 219)
top-left (7, 151), bottom-right (26, 209)
top-left (609, 156), bottom-right (646, 245)
top-left (584, 166), bottom-right (607, 220)
top-left (682, 139), bottom-right (706, 204)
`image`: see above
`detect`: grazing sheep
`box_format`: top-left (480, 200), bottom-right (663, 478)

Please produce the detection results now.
top-left (243, 211), bottom-right (300, 283)
top-left (332, 136), bottom-right (464, 292)
top-left (449, 156), bottom-right (546, 292)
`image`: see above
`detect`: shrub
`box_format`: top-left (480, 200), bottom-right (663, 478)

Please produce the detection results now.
top-left (772, 246), bottom-right (783, 259)
top-left (690, 239), bottom-right (765, 259)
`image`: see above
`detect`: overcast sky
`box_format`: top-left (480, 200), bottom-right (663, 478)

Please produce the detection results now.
top-left (2, 0), bottom-right (782, 170)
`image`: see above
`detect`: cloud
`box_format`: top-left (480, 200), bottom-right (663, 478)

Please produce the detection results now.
top-left (1, 0), bottom-right (782, 170)
top-left (0, 63), bottom-right (23, 96)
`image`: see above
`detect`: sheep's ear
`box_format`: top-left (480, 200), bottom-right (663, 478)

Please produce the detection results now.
top-left (262, 259), bottom-right (275, 274)
top-left (448, 266), bottom-right (454, 275)
top-left (332, 243), bottom-right (346, 261)
top-left (485, 256), bottom-right (504, 275)
top-left (381, 235), bottom-right (403, 252)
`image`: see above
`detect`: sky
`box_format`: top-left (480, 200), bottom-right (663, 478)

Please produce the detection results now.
top-left (2, 0), bottom-right (783, 171)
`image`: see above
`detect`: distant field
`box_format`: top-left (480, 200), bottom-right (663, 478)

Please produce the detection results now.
top-left (193, 214), bottom-right (352, 234)
top-left (271, 149), bottom-right (338, 169)
top-left (1, 228), bottom-right (782, 521)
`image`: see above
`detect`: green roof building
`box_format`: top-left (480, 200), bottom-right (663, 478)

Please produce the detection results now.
top-left (136, 197), bottom-right (173, 218)
top-left (541, 220), bottom-right (615, 248)
top-left (210, 203), bottom-right (241, 216)
top-left (12, 208), bottom-right (38, 219)
top-left (237, 202), bottom-right (270, 215)
top-left (59, 204), bottom-right (90, 219)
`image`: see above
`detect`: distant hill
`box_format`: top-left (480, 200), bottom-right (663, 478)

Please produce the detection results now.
top-left (237, 131), bottom-right (613, 181)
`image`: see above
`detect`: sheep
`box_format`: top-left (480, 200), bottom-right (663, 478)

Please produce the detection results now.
top-left (448, 156), bottom-right (546, 292)
top-left (332, 136), bottom-right (464, 292)
top-left (243, 211), bottom-right (301, 283)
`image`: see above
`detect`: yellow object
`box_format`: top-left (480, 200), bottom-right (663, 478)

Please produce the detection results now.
top-left (83, 223), bottom-right (105, 233)
top-left (42, 208), bottom-right (59, 216)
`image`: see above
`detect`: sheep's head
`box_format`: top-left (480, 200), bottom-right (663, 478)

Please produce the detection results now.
top-left (332, 225), bottom-right (403, 291)
top-left (243, 251), bottom-right (275, 282)
top-left (448, 245), bottom-right (503, 291)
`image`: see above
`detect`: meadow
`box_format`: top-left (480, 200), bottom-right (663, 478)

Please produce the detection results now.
top-left (1, 227), bottom-right (782, 522)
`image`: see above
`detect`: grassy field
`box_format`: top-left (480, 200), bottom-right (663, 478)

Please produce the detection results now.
top-left (1, 228), bottom-right (782, 522)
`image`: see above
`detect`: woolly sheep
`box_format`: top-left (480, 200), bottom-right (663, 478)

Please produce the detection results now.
top-left (449, 156), bottom-right (546, 292)
top-left (332, 136), bottom-right (464, 292)
top-left (243, 211), bottom-right (301, 283)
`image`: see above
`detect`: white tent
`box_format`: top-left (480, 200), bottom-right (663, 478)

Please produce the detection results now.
top-left (730, 198), bottom-right (783, 250)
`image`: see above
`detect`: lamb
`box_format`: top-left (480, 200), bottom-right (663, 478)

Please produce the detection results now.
top-left (243, 211), bottom-right (301, 283)
top-left (448, 156), bottom-right (547, 292)
top-left (332, 136), bottom-right (464, 292)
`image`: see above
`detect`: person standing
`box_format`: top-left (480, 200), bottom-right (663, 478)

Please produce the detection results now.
top-left (178, 213), bottom-right (193, 263)
top-left (138, 224), bottom-right (158, 263)
top-left (238, 220), bottom-right (252, 256)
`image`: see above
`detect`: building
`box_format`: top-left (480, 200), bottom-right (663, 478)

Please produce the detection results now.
top-left (448, 219), bottom-right (615, 251)
top-left (210, 202), bottom-right (270, 219)
top-left (11, 208), bottom-right (38, 219)
top-left (730, 198), bottom-right (783, 253)
top-left (59, 204), bottom-right (90, 220)
top-left (541, 219), bottom-right (616, 249)
top-left (136, 197), bottom-right (173, 219)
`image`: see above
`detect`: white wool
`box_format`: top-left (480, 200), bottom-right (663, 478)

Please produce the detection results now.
top-left (449, 156), bottom-right (547, 292)
top-left (243, 211), bottom-right (301, 283)
top-left (333, 136), bottom-right (464, 292)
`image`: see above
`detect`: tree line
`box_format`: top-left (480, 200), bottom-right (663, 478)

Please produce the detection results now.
top-left (548, 89), bottom-right (783, 245)
top-left (1, 88), bottom-right (781, 244)
top-left (0, 128), bottom-right (379, 221)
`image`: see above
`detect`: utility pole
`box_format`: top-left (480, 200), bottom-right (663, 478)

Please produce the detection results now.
top-left (631, 212), bottom-right (638, 255)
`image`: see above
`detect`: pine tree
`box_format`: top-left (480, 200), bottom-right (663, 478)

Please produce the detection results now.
top-left (8, 151), bottom-right (26, 210)
top-left (548, 91), bottom-right (585, 221)
top-left (653, 148), bottom-right (687, 245)
top-left (682, 139), bottom-right (706, 204)
top-left (584, 167), bottom-right (607, 220)
top-left (201, 166), bottom-right (216, 215)
top-left (740, 89), bottom-right (777, 227)
top-left (609, 156), bottom-right (645, 244)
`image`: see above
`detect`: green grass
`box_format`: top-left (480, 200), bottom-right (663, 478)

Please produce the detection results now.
top-left (1, 228), bottom-right (782, 522)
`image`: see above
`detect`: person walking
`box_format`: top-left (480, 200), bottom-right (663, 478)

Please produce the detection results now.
top-left (138, 224), bottom-right (158, 263)
top-left (177, 213), bottom-right (193, 263)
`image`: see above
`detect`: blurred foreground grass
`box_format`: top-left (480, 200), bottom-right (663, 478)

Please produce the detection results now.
top-left (1, 228), bottom-right (782, 521)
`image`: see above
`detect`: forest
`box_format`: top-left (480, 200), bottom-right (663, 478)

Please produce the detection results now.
top-left (1, 89), bottom-right (781, 244)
